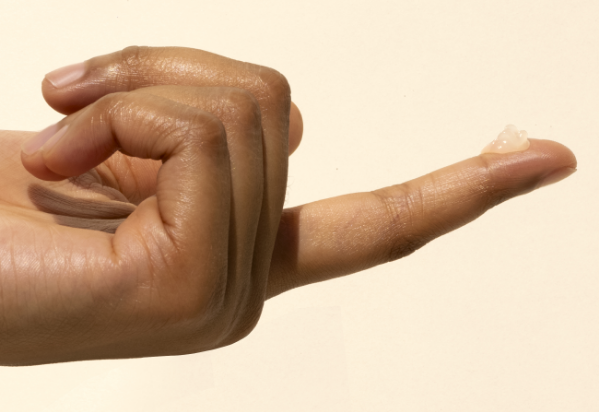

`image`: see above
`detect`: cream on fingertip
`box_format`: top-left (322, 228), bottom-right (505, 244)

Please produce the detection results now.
top-left (481, 124), bottom-right (530, 154)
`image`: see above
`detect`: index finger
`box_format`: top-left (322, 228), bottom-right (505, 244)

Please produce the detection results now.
top-left (265, 138), bottom-right (577, 299)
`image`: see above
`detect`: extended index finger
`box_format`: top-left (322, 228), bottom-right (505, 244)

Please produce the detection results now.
top-left (265, 138), bottom-right (577, 300)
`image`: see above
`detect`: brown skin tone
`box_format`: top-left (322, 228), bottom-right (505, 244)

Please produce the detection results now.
top-left (0, 46), bottom-right (576, 366)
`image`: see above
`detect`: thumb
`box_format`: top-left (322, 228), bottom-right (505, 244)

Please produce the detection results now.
top-left (267, 138), bottom-right (577, 299)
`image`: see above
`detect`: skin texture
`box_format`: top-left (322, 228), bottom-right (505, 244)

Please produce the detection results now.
top-left (0, 46), bottom-right (577, 366)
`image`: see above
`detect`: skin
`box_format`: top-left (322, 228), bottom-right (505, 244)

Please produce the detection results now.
top-left (0, 46), bottom-right (577, 366)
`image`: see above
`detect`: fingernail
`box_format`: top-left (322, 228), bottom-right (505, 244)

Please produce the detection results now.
top-left (22, 124), bottom-right (69, 155)
top-left (536, 167), bottom-right (577, 189)
top-left (45, 62), bottom-right (86, 88)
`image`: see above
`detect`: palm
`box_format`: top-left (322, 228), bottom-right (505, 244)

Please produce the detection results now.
top-left (0, 130), bottom-right (160, 223)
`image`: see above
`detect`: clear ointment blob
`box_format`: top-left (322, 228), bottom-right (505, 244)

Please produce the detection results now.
top-left (481, 124), bottom-right (530, 154)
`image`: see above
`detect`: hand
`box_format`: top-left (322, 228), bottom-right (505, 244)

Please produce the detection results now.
top-left (0, 47), bottom-right (576, 366)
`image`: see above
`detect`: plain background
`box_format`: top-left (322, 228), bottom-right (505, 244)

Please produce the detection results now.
top-left (1, 0), bottom-right (598, 410)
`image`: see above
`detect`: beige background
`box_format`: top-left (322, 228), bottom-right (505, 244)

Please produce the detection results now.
top-left (1, 0), bottom-right (598, 410)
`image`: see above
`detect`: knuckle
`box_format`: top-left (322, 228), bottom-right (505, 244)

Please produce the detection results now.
top-left (371, 185), bottom-right (429, 263)
top-left (217, 88), bottom-right (262, 135)
top-left (118, 46), bottom-right (150, 87)
top-left (94, 92), bottom-right (129, 119)
top-left (183, 110), bottom-right (227, 152)
top-left (222, 87), bottom-right (260, 108)
top-left (120, 45), bottom-right (147, 70)
top-left (474, 156), bottom-right (511, 208)
top-left (100, 45), bottom-right (152, 92)
top-left (254, 66), bottom-right (291, 103)
top-left (221, 88), bottom-right (262, 122)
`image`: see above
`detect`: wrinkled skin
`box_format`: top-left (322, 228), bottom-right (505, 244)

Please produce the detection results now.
top-left (0, 47), bottom-right (577, 366)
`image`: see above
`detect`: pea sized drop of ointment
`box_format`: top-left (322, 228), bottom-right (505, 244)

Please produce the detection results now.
top-left (481, 124), bottom-right (530, 154)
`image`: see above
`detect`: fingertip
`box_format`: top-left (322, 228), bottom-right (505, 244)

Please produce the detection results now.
top-left (480, 138), bottom-right (578, 177)
top-left (472, 137), bottom-right (579, 201)
top-left (20, 151), bottom-right (69, 181)
top-left (41, 73), bottom-right (95, 115)
top-left (526, 139), bottom-right (578, 189)
top-left (529, 138), bottom-right (577, 169)
top-left (41, 80), bottom-right (87, 115)
top-left (288, 101), bottom-right (303, 156)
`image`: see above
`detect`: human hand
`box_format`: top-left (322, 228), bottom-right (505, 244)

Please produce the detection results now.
top-left (1, 47), bottom-right (576, 366)
top-left (5, 47), bottom-right (300, 365)
top-left (10, 69), bottom-right (295, 365)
